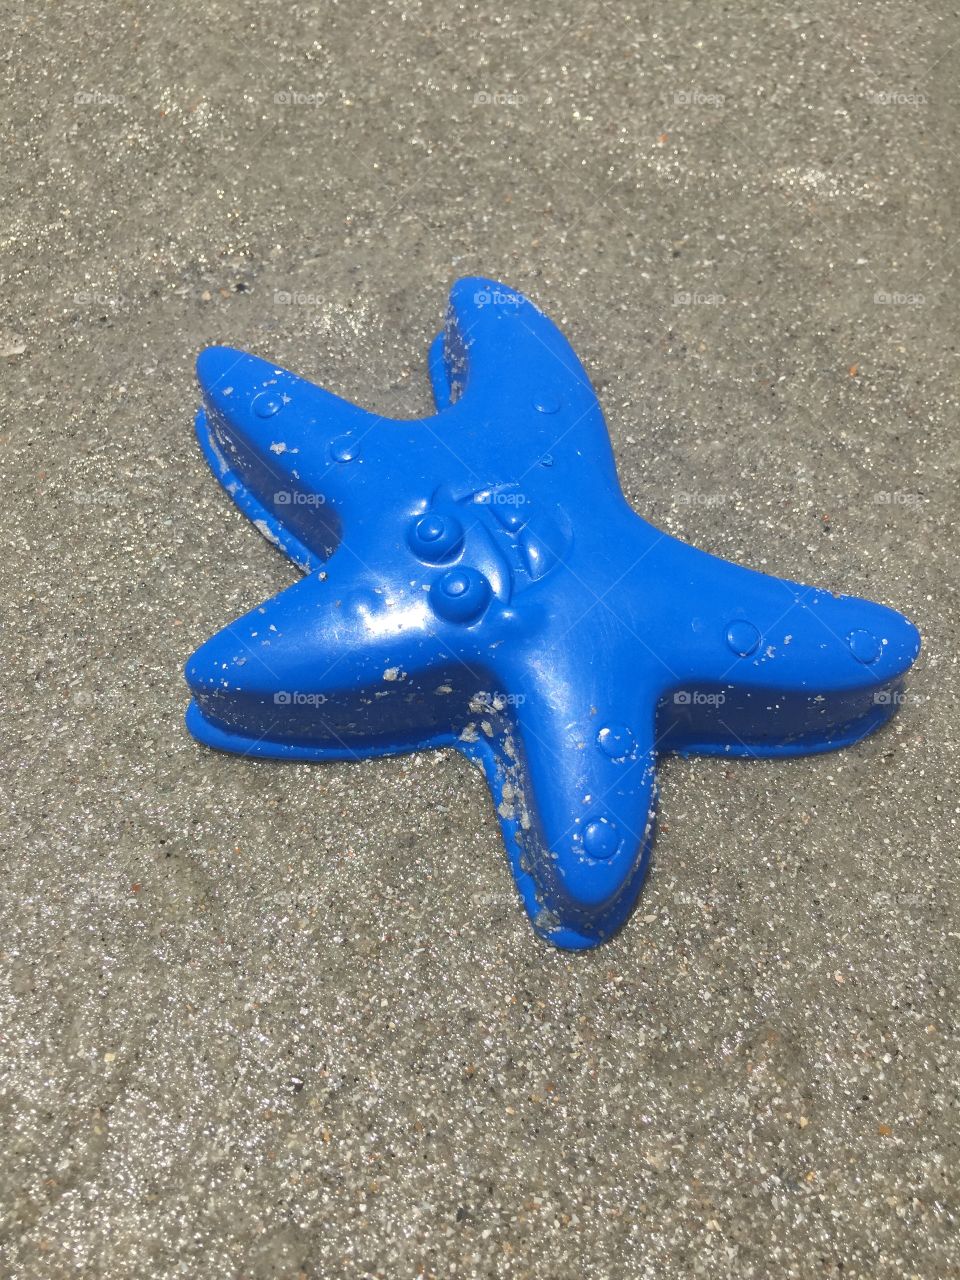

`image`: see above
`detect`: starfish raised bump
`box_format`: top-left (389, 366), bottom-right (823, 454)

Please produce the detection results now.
top-left (184, 277), bottom-right (921, 950)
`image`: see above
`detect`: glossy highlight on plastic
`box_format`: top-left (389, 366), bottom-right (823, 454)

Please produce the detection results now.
top-left (185, 277), bottom-right (921, 949)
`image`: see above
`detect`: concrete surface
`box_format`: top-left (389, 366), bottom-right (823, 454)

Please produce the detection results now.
top-left (1, 2), bottom-right (958, 1276)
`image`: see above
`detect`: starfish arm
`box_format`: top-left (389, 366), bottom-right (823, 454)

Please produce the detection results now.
top-left (423, 278), bottom-right (623, 503)
top-left (184, 561), bottom-right (491, 760)
top-left (482, 644), bottom-right (661, 949)
top-left (643, 533), bottom-right (921, 756)
top-left (195, 345), bottom-right (408, 569)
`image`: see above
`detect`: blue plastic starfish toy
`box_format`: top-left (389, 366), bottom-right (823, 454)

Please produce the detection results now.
top-left (185, 277), bottom-right (920, 949)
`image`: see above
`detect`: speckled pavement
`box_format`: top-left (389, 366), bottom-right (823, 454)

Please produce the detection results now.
top-left (1, 3), bottom-right (958, 1277)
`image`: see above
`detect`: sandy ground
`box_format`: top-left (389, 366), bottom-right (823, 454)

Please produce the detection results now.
top-left (1, 2), bottom-right (958, 1277)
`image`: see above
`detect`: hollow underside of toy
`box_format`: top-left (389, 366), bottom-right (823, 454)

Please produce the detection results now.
top-left (185, 277), bottom-right (920, 950)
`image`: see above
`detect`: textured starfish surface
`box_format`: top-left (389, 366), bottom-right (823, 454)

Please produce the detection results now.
top-left (185, 278), bottom-right (921, 949)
